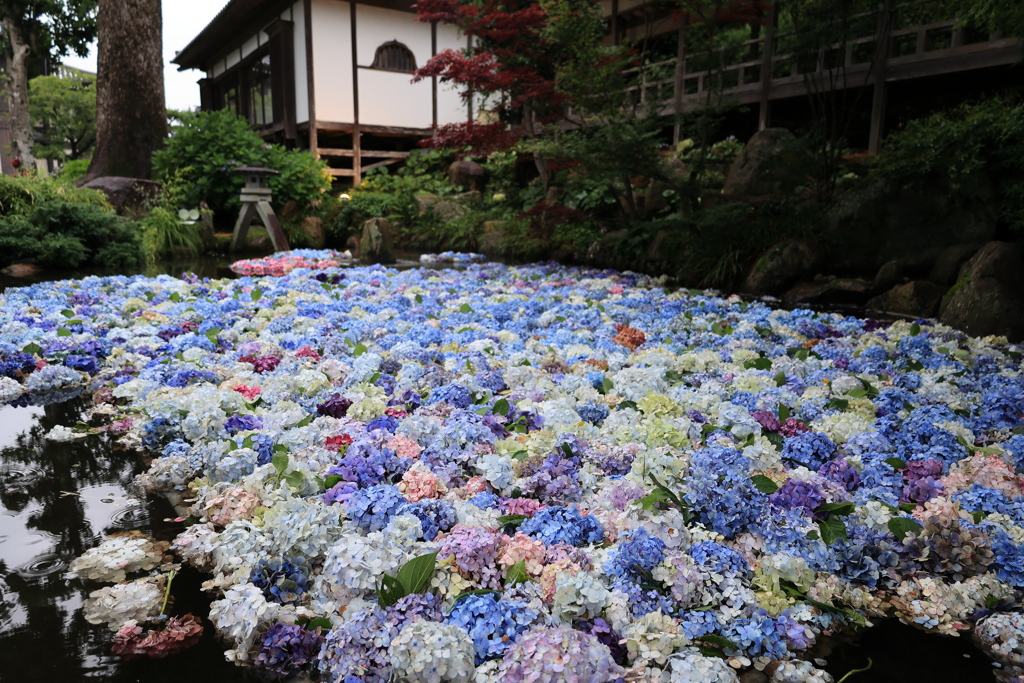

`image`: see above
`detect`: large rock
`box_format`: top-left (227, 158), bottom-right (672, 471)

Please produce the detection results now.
top-left (82, 176), bottom-right (161, 217)
top-left (782, 277), bottom-right (874, 307)
top-left (742, 238), bottom-right (824, 296)
top-left (448, 160), bottom-right (489, 192)
top-left (300, 216), bottom-right (325, 249)
top-left (866, 280), bottom-right (944, 317)
top-left (479, 220), bottom-right (508, 255)
top-left (723, 128), bottom-right (810, 197)
top-left (644, 157), bottom-right (689, 218)
top-left (929, 243), bottom-right (982, 286)
top-left (823, 175), bottom-right (996, 273)
top-left (939, 241), bottom-right (1024, 341)
top-left (414, 192), bottom-right (470, 222)
top-left (360, 217), bottom-right (396, 264)
top-left (873, 259), bottom-right (903, 292)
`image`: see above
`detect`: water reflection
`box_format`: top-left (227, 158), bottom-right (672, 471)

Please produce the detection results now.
top-left (0, 398), bottom-right (248, 682)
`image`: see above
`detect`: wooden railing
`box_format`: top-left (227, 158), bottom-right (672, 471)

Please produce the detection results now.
top-left (620, 1), bottom-right (1021, 116)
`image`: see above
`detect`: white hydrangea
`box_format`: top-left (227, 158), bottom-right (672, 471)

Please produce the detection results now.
top-left (621, 610), bottom-right (689, 666)
top-left (261, 494), bottom-right (343, 559)
top-left (318, 532), bottom-right (407, 603)
top-left (389, 621), bottom-right (476, 683)
top-left (68, 532), bottom-right (172, 583)
top-left (208, 582), bottom-right (283, 662)
top-left (771, 660), bottom-right (834, 683)
top-left (0, 376), bottom-right (25, 402)
top-left (82, 575), bottom-right (165, 630)
top-left (474, 450), bottom-right (515, 493)
top-left (666, 649), bottom-right (740, 683)
top-left (552, 570), bottom-right (612, 622)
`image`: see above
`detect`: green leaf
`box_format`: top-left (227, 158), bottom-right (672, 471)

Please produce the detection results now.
top-left (496, 514), bottom-right (528, 530)
top-left (888, 517), bottom-right (922, 541)
top-left (205, 327), bottom-right (220, 343)
top-left (271, 452), bottom-right (289, 473)
top-left (773, 371), bottom-right (787, 387)
top-left (284, 471), bottom-right (304, 488)
top-left (459, 303), bottom-right (472, 313)
top-left (664, 369), bottom-right (684, 383)
top-left (458, 327), bottom-right (473, 333)
top-left (970, 510), bottom-right (988, 524)
top-left (296, 414), bottom-right (314, 427)
top-left (1012, 425), bottom-right (1024, 436)
top-left (765, 432), bottom-right (784, 449)
top-left (510, 450), bottom-right (528, 461)
top-left (617, 400), bottom-right (638, 411)
top-left (324, 475), bottom-right (343, 489)
top-left (561, 443), bottom-right (573, 458)
top-left (744, 357), bottom-right (773, 371)
top-left (806, 529), bottom-right (820, 540)
top-left (224, 439), bottom-right (238, 451)
top-left (826, 398), bottom-right (849, 411)
top-left (751, 475), bottom-right (779, 495)
top-left (56, 327), bottom-right (72, 337)
top-left (885, 457), bottom-right (907, 470)
top-left (493, 398), bottom-right (510, 416)
top-left (251, 287), bottom-right (263, 302)
top-left (145, 291), bottom-right (156, 301)
top-left (711, 321), bottom-right (725, 335)
top-left (817, 516), bottom-right (848, 545)
top-left (693, 634), bottom-right (736, 650)
top-left (506, 560), bottom-right (531, 585)
top-left (899, 502), bottom-right (917, 513)
top-left (415, 293), bottom-right (423, 304)
top-left (297, 617), bottom-right (333, 630)
top-left (242, 434), bottom-right (255, 448)
top-left (369, 372), bottom-right (381, 384)
top-left (170, 292), bottom-right (181, 302)
top-left (600, 377), bottom-right (614, 394)
top-left (635, 488), bottom-right (671, 511)
top-left (61, 308), bottom-right (75, 318)
top-left (816, 501), bottom-right (856, 517)
top-left (377, 574), bottom-right (406, 607)
top-left (847, 388), bottom-right (869, 398)
top-left (273, 444), bottom-right (289, 455)
top-left (396, 552), bottom-right (437, 595)
top-left (352, 343), bottom-right (368, 357)
top-left (22, 342), bottom-right (42, 356)
top-left (777, 404), bottom-right (791, 421)
top-left (910, 323), bottom-right (921, 336)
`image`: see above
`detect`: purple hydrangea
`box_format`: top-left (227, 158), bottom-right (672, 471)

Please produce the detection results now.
top-left (769, 479), bottom-right (827, 519)
top-left (224, 413), bottom-right (263, 435)
top-left (385, 592), bottom-right (444, 630)
top-left (255, 621), bottom-right (324, 674)
top-left (318, 393), bottom-right (352, 418)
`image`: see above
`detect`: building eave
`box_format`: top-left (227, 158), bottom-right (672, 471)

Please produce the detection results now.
top-left (172, 0), bottom-right (292, 71)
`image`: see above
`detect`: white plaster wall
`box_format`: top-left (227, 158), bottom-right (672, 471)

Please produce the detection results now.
top-left (311, 0), bottom-right (466, 128)
top-left (292, 0), bottom-right (310, 124)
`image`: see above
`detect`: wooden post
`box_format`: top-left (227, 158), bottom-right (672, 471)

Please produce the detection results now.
top-left (350, 0), bottom-right (361, 185)
top-left (758, 4), bottom-right (777, 131)
top-left (611, 0), bottom-right (618, 46)
top-left (868, 0), bottom-right (892, 154)
top-left (303, 0), bottom-right (318, 154)
top-left (673, 18), bottom-right (686, 145)
top-left (431, 21), bottom-right (438, 130)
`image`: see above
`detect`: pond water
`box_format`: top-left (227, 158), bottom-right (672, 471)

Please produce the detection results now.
top-left (0, 255), bottom-right (1010, 682)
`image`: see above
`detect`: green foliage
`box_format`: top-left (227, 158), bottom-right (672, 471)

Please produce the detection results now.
top-left (875, 98), bottom-right (1024, 233)
top-left (152, 110), bottom-right (330, 224)
top-left (0, 174), bottom-right (109, 217)
top-left (0, 199), bottom-right (142, 271)
top-left (377, 552), bottom-right (438, 607)
top-left (56, 157), bottom-right (90, 183)
top-left (139, 207), bottom-right (204, 263)
top-left (29, 72), bottom-right (96, 161)
top-left (947, 0), bottom-right (1024, 37)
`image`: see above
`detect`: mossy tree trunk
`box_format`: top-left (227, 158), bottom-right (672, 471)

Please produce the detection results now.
top-left (85, 0), bottom-right (166, 181)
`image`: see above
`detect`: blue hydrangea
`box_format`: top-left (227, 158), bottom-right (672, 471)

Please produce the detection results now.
top-left (953, 485), bottom-right (1024, 526)
top-left (346, 485), bottom-right (407, 533)
top-left (577, 401), bottom-right (610, 426)
top-left (518, 505), bottom-right (604, 547)
top-left (251, 557), bottom-right (311, 604)
top-left (781, 432), bottom-right (837, 470)
top-left (603, 528), bottom-right (665, 580)
top-left (395, 499), bottom-right (457, 541)
top-left (689, 541), bottom-right (751, 578)
top-left (445, 592), bottom-right (536, 664)
top-left (686, 447), bottom-right (767, 538)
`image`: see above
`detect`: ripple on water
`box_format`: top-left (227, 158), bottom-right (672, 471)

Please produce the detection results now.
top-left (106, 502), bottom-right (151, 531)
top-left (14, 552), bottom-right (69, 580)
top-left (0, 463), bottom-right (45, 493)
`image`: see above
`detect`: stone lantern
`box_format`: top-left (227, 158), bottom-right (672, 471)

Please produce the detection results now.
top-left (229, 165), bottom-right (290, 253)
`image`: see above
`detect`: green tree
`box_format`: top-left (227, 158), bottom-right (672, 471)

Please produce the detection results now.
top-left (0, 1), bottom-right (97, 167)
top-left (948, 0), bottom-right (1024, 38)
top-left (28, 71), bottom-right (96, 161)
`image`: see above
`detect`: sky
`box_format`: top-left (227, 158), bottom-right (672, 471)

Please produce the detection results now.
top-left (62, 0), bottom-right (232, 111)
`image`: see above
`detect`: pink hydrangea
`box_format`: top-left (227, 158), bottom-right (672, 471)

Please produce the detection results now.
top-left (295, 345), bottom-right (321, 361)
top-left (498, 533), bottom-right (547, 577)
top-left (398, 468), bottom-right (444, 502)
top-left (204, 488), bottom-right (262, 527)
top-left (500, 498), bottom-right (545, 517)
top-left (538, 558), bottom-right (581, 602)
top-left (943, 453), bottom-right (1024, 497)
top-left (233, 384), bottom-right (261, 401)
top-left (387, 435), bottom-right (422, 460)
top-left (436, 524), bottom-right (505, 588)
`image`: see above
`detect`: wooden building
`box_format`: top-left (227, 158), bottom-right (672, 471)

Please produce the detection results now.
top-left (173, 0), bottom-right (470, 184)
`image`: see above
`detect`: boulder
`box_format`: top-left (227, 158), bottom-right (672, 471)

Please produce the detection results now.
top-left (722, 128), bottom-right (810, 198)
top-left (198, 202), bottom-right (216, 250)
top-left (929, 243), bottom-right (982, 286)
top-left (873, 259), bottom-right (903, 292)
top-left (360, 217), bottom-right (396, 264)
top-left (866, 280), bottom-right (944, 317)
top-left (448, 160), bottom-right (489, 192)
top-left (82, 176), bottom-right (162, 217)
top-left (414, 193), bottom-right (440, 216)
top-left (939, 241), bottom-right (1024, 341)
top-left (479, 220), bottom-right (508, 255)
top-left (742, 238), bottom-right (824, 296)
top-left (300, 216), bottom-right (326, 248)
top-left (0, 263), bottom-right (44, 278)
top-left (644, 158), bottom-right (689, 217)
top-left (823, 175), bottom-right (996, 273)
top-left (782, 277), bottom-right (874, 307)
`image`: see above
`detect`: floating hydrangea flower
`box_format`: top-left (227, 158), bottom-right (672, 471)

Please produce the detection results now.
top-left (254, 621), bottom-right (324, 675)
top-left (446, 592), bottom-right (537, 664)
top-left (388, 620), bottom-right (475, 682)
top-left (518, 506), bottom-right (603, 547)
top-left (317, 607), bottom-right (396, 683)
top-left (497, 625), bottom-right (625, 682)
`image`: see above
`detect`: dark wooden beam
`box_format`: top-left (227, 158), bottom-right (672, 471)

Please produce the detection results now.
top-left (351, 0), bottom-right (362, 184)
top-left (318, 148), bottom-right (409, 158)
top-left (303, 0), bottom-right (318, 153)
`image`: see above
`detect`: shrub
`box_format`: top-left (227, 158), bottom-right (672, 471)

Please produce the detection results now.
top-left (876, 98), bottom-right (1024, 234)
top-left (139, 206), bottom-right (204, 263)
top-left (0, 199), bottom-right (143, 271)
top-left (0, 174), bottom-right (109, 218)
top-left (153, 110), bottom-right (330, 225)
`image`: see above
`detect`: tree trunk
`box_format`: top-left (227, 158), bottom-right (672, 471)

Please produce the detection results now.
top-left (85, 0), bottom-right (166, 181)
top-left (2, 17), bottom-right (36, 168)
